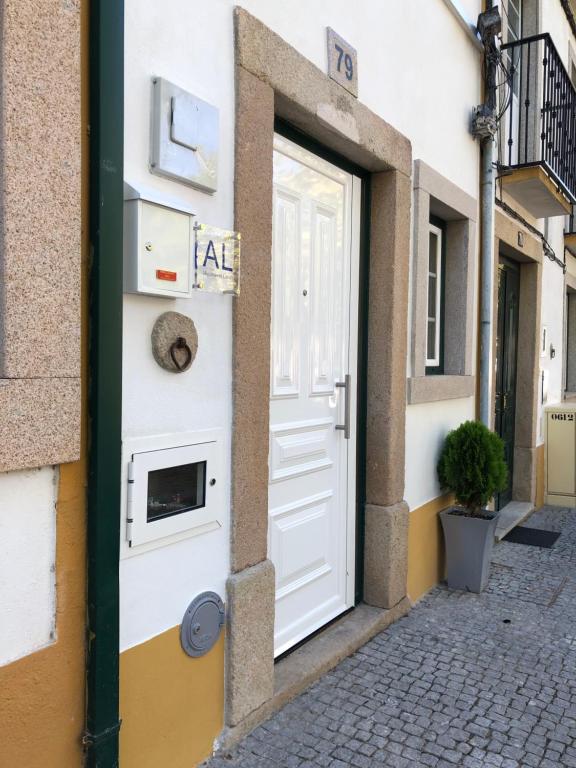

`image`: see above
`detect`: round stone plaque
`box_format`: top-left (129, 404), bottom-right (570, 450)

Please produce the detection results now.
top-left (151, 311), bottom-right (198, 373)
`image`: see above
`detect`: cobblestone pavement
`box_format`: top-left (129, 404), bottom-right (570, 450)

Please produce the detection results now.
top-left (203, 506), bottom-right (576, 768)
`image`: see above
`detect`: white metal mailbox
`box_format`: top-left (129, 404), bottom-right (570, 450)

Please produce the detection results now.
top-left (123, 184), bottom-right (195, 298)
top-left (123, 430), bottom-right (223, 550)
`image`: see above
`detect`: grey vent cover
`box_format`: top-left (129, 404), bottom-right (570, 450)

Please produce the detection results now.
top-left (180, 591), bottom-right (225, 657)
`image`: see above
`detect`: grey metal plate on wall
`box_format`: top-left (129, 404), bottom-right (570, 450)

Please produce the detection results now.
top-left (180, 591), bottom-right (225, 657)
top-left (150, 77), bottom-right (219, 193)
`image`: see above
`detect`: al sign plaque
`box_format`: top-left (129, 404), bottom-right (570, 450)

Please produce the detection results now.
top-left (193, 223), bottom-right (240, 295)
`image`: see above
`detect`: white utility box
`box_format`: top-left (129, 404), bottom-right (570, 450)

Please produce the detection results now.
top-left (122, 430), bottom-right (223, 552)
top-left (545, 403), bottom-right (576, 507)
top-left (123, 184), bottom-right (195, 298)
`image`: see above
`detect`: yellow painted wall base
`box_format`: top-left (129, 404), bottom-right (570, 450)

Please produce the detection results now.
top-left (536, 443), bottom-right (545, 509)
top-left (407, 494), bottom-right (453, 603)
top-left (0, 460), bottom-right (87, 768)
top-left (0, 1), bottom-right (89, 764)
top-left (120, 625), bottom-right (224, 768)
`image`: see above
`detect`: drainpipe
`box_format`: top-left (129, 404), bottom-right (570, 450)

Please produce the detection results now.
top-left (86, 0), bottom-right (124, 764)
top-left (479, 136), bottom-right (495, 427)
top-left (473, 2), bottom-right (500, 427)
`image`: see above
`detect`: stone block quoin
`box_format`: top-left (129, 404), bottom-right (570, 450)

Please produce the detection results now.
top-left (0, 0), bottom-right (82, 470)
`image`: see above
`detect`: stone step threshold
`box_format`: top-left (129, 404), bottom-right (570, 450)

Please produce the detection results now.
top-left (216, 598), bottom-right (411, 753)
top-left (495, 501), bottom-right (534, 541)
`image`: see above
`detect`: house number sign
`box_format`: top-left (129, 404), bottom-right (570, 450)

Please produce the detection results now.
top-left (326, 27), bottom-right (358, 98)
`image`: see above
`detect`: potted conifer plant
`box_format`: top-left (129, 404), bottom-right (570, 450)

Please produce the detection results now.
top-left (437, 420), bottom-right (508, 593)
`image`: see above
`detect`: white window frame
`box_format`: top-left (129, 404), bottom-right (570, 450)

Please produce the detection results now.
top-left (426, 222), bottom-right (443, 368)
top-left (408, 160), bottom-right (477, 405)
top-left (120, 429), bottom-right (224, 557)
top-left (506, 0), bottom-right (522, 42)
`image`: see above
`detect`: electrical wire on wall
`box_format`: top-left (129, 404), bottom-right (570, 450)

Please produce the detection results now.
top-left (495, 196), bottom-right (567, 273)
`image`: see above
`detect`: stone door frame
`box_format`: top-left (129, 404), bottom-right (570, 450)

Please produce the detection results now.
top-left (226, 7), bottom-right (413, 730)
top-left (493, 208), bottom-right (543, 504)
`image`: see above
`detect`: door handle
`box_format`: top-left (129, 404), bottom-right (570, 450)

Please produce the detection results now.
top-left (335, 374), bottom-right (351, 439)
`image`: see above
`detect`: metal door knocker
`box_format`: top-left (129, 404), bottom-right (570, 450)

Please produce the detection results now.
top-left (151, 311), bottom-right (198, 373)
top-left (170, 336), bottom-right (192, 372)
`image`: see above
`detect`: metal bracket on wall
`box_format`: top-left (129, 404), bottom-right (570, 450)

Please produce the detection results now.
top-left (82, 721), bottom-right (122, 749)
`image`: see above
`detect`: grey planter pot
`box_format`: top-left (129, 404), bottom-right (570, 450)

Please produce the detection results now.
top-left (440, 508), bottom-right (499, 593)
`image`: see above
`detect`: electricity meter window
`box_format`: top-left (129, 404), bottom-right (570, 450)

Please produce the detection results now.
top-left (147, 461), bottom-right (206, 523)
top-left (124, 433), bottom-right (223, 550)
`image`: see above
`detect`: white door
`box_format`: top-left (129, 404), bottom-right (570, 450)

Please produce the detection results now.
top-left (269, 134), bottom-right (360, 656)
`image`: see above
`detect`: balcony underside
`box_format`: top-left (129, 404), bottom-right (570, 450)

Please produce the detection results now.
top-left (500, 165), bottom-right (572, 219)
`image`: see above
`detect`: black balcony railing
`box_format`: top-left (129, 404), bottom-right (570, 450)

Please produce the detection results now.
top-left (501, 33), bottom-right (576, 203)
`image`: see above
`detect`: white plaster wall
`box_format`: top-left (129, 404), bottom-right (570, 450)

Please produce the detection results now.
top-left (537, 3), bottom-right (576, 444)
top-left (456, 0), bottom-right (482, 21)
top-left (121, 0), bottom-right (235, 651)
top-left (0, 468), bottom-right (57, 666)
top-left (122, 0), bottom-right (484, 646)
top-left (122, 294), bottom-right (232, 439)
top-left (541, 255), bottom-right (566, 411)
top-left (538, 216), bottom-right (568, 441)
top-left (239, 0), bottom-right (482, 197)
top-left (405, 398), bottom-right (476, 511)
top-left (541, 0), bottom-right (576, 71)
top-left (232, 0), bottom-right (482, 511)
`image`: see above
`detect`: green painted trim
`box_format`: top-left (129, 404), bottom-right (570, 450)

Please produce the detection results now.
top-left (86, 0), bottom-right (124, 765)
top-left (273, 118), bottom-right (370, 604)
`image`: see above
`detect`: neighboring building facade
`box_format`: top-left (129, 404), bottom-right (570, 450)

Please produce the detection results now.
top-left (493, 0), bottom-right (576, 519)
top-left (0, 1), bottom-right (86, 766)
top-left (2, 1), bottom-right (576, 767)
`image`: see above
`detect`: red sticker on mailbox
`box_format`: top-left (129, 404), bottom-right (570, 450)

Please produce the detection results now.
top-left (156, 269), bottom-right (177, 282)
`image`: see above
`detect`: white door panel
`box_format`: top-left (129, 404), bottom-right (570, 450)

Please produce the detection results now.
top-left (270, 134), bottom-right (360, 656)
top-left (269, 418), bottom-right (333, 483)
top-left (271, 190), bottom-right (301, 398)
top-left (270, 490), bottom-right (333, 597)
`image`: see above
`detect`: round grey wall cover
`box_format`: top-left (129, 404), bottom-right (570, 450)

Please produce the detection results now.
top-left (180, 592), bottom-right (225, 657)
top-left (151, 311), bottom-right (198, 373)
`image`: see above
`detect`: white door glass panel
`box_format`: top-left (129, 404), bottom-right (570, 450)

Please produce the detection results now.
top-left (269, 135), bottom-right (360, 656)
